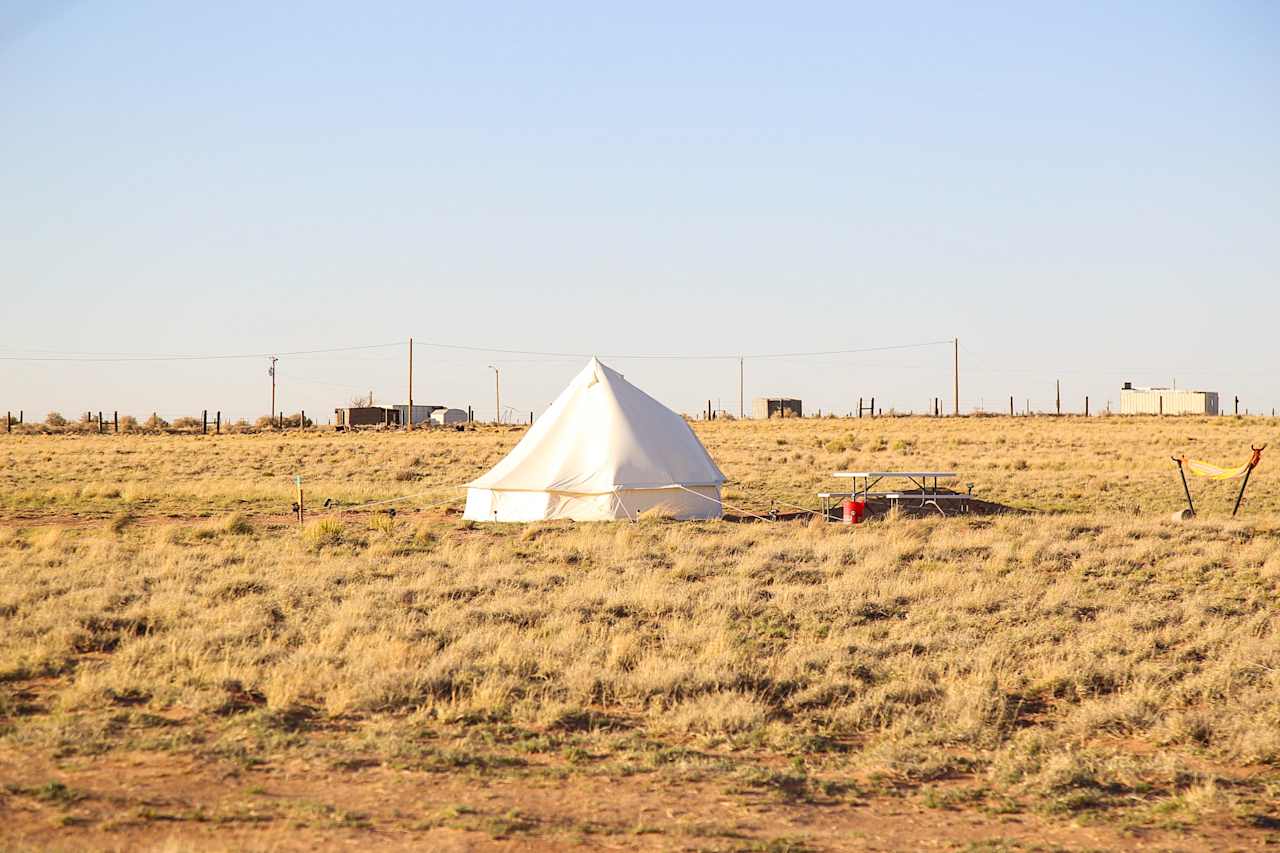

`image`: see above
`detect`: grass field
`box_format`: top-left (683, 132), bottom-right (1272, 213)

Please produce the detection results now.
top-left (2, 417), bottom-right (1278, 851)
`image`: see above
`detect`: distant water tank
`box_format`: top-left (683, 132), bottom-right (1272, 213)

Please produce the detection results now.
top-left (431, 407), bottom-right (468, 426)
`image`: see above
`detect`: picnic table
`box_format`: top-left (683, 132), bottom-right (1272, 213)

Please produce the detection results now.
top-left (820, 471), bottom-right (970, 517)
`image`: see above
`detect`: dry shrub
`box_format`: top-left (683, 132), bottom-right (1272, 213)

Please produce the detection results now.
top-left (368, 513), bottom-right (397, 536)
top-left (108, 512), bottom-right (135, 534)
top-left (223, 513), bottom-right (254, 536)
top-left (302, 518), bottom-right (346, 550)
top-left (657, 691), bottom-right (771, 735)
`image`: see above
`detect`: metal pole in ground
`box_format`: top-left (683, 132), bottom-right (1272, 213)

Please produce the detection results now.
top-left (1173, 457), bottom-right (1195, 517)
top-left (738, 357), bottom-right (744, 420)
top-left (1232, 448), bottom-right (1264, 516)
top-left (1232, 467), bottom-right (1253, 516)
top-left (953, 337), bottom-right (959, 416)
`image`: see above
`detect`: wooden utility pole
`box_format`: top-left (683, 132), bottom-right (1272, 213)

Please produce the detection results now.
top-left (953, 338), bottom-right (959, 416)
top-left (269, 356), bottom-right (278, 427)
top-left (489, 365), bottom-right (500, 424)
top-left (738, 357), bottom-right (744, 420)
top-left (407, 337), bottom-right (414, 431)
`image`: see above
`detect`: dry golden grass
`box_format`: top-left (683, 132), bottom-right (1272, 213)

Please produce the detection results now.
top-left (1, 416), bottom-right (1278, 848)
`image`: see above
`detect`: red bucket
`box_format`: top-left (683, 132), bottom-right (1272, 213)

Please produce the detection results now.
top-left (842, 498), bottom-right (866, 524)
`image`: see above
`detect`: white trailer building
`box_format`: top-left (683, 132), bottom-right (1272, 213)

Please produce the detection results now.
top-left (1119, 383), bottom-right (1218, 415)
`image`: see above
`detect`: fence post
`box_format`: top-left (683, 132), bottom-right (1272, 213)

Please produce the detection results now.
top-left (301, 410), bottom-right (306, 430)
top-left (1235, 396), bottom-right (1239, 415)
top-left (113, 411), bottom-right (118, 433)
top-left (1085, 396), bottom-right (1089, 417)
top-left (871, 397), bottom-right (876, 418)
top-left (216, 411), bottom-right (221, 434)
top-left (5, 412), bottom-right (9, 433)
top-left (202, 410), bottom-right (207, 434)
top-left (98, 411), bottom-right (103, 434)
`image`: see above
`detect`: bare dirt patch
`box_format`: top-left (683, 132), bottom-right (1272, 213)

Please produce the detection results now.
top-left (1, 748), bottom-right (1265, 851)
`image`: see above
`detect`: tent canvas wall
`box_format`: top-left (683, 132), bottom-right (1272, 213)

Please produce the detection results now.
top-left (463, 358), bottom-right (725, 521)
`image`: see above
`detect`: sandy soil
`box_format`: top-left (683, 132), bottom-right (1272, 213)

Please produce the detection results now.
top-left (1, 748), bottom-right (1270, 852)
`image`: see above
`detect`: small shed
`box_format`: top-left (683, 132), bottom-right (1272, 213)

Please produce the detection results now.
top-left (753, 397), bottom-right (803, 419)
top-left (335, 406), bottom-right (401, 429)
top-left (393, 404), bottom-right (442, 427)
top-left (431, 408), bottom-right (468, 426)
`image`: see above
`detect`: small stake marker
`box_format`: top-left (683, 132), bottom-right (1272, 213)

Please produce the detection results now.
top-left (295, 475), bottom-right (305, 526)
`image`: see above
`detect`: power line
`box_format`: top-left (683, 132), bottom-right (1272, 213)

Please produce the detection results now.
top-left (410, 338), bottom-right (953, 361)
top-left (0, 337), bottom-right (952, 364)
top-left (0, 342), bottom-right (405, 363)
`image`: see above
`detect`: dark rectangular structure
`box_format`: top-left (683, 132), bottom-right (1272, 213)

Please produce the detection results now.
top-left (335, 406), bottom-right (401, 429)
top-left (753, 397), bottom-right (803, 419)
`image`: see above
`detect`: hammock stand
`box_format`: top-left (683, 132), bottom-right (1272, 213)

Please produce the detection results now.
top-left (1171, 445), bottom-right (1265, 518)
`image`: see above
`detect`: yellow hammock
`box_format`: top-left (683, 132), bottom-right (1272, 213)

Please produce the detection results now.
top-left (1178, 456), bottom-right (1254, 480)
top-left (1172, 445), bottom-right (1265, 517)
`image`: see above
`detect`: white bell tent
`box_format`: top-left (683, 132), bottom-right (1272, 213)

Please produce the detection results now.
top-left (463, 358), bottom-right (726, 522)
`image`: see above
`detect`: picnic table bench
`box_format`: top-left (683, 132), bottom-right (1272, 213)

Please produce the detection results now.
top-left (820, 470), bottom-right (972, 517)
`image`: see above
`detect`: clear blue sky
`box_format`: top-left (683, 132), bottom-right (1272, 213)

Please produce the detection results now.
top-left (3, 1), bottom-right (1277, 420)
